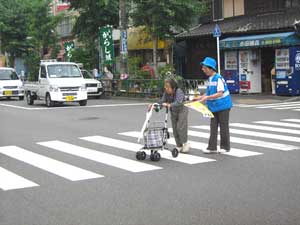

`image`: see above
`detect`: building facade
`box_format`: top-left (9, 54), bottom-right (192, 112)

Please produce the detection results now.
top-left (176, 0), bottom-right (300, 95)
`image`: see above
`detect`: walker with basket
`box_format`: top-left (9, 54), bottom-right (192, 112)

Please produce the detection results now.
top-left (136, 103), bottom-right (179, 162)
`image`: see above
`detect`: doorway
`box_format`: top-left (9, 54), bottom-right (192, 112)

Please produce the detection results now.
top-left (261, 48), bottom-right (275, 93)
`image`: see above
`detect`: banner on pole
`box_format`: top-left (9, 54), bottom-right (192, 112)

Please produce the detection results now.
top-left (99, 25), bottom-right (114, 65)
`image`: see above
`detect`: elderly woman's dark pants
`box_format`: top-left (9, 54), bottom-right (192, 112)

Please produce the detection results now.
top-left (171, 107), bottom-right (188, 147)
top-left (208, 109), bottom-right (230, 150)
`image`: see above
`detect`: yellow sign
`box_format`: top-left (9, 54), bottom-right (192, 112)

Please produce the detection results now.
top-left (127, 27), bottom-right (168, 50)
top-left (184, 101), bottom-right (214, 118)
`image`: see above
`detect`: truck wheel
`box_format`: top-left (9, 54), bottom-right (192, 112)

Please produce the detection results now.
top-left (19, 96), bottom-right (24, 101)
top-left (26, 92), bottom-right (34, 105)
top-left (45, 93), bottom-right (54, 107)
top-left (79, 100), bottom-right (87, 106)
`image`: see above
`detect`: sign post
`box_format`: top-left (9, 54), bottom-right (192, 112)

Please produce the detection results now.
top-left (213, 24), bottom-right (221, 74)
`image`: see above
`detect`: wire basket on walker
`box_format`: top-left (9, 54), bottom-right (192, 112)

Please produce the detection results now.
top-left (136, 103), bottom-right (179, 162)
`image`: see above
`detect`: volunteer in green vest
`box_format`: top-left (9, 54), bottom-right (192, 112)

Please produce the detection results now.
top-left (195, 57), bottom-right (233, 154)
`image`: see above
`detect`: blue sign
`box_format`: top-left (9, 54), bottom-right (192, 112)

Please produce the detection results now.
top-left (121, 30), bottom-right (128, 54)
top-left (240, 74), bottom-right (247, 81)
top-left (213, 24), bottom-right (221, 38)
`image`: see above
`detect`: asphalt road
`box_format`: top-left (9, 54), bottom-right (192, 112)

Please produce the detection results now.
top-left (0, 96), bottom-right (300, 225)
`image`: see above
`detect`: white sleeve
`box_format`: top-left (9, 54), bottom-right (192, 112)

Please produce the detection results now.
top-left (217, 78), bottom-right (225, 92)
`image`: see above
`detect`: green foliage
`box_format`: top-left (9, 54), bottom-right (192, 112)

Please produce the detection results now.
top-left (0, 0), bottom-right (60, 72)
top-left (128, 56), bottom-right (143, 76)
top-left (158, 64), bottom-right (176, 79)
top-left (71, 47), bottom-right (98, 70)
top-left (130, 0), bottom-right (207, 40)
top-left (69, 0), bottom-right (119, 43)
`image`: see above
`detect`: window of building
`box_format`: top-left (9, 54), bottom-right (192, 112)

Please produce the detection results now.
top-left (57, 17), bottom-right (74, 37)
top-left (213, 0), bottom-right (224, 21)
top-left (224, 0), bottom-right (244, 18)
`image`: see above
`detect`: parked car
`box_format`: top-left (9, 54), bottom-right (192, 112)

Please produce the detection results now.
top-left (24, 60), bottom-right (88, 107)
top-left (0, 67), bottom-right (24, 100)
top-left (81, 69), bottom-right (104, 98)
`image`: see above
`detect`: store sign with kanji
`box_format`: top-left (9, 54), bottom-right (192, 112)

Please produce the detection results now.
top-left (99, 26), bottom-right (114, 65)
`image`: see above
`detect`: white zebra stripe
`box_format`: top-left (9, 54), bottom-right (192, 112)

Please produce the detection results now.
top-left (281, 119), bottom-right (300, 123)
top-left (230, 123), bottom-right (300, 135)
top-left (38, 141), bottom-right (161, 173)
top-left (254, 121), bottom-right (300, 129)
top-left (119, 131), bottom-right (262, 158)
top-left (0, 166), bottom-right (39, 191)
top-left (0, 146), bottom-right (102, 181)
top-left (174, 130), bottom-right (298, 151)
top-left (191, 126), bottom-right (300, 143)
top-left (82, 135), bottom-right (216, 164)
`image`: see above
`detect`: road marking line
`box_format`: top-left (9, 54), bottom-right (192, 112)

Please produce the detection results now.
top-left (192, 126), bottom-right (300, 143)
top-left (38, 140), bottom-right (161, 173)
top-left (273, 106), bottom-right (300, 110)
top-left (281, 119), bottom-right (300, 123)
top-left (230, 123), bottom-right (300, 135)
top-left (236, 101), bottom-right (300, 108)
top-left (171, 129), bottom-right (298, 151)
top-left (0, 103), bottom-right (148, 111)
top-left (81, 135), bottom-right (215, 164)
top-left (0, 166), bottom-right (39, 191)
top-left (254, 121), bottom-right (300, 129)
top-left (0, 146), bottom-right (102, 181)
top-left (119, 131), bottom-right (262, 158)
top-left (256, 103), bottom-right (300, 109)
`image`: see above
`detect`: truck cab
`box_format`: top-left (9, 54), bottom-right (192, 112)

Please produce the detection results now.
top-left (0, 67), bottom-right (24, 100)
top-left (24, 61), bottom-right (88, 107)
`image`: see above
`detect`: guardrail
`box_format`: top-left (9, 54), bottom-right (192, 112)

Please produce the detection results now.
top-left (99, 79), bottom-right (206, 98)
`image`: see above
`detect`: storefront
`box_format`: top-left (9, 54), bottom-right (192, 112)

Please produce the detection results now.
top-left (220, 32), bottom-right (300, 96)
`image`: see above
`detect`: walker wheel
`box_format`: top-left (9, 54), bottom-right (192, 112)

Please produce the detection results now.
top-left (136, 151), bottom-right (142, 160)
top-left (152, 152), bottom-right (161, 162)
top-left (172, 148), bottom-right (179, 158)
top-left (140, 151), bottom-right (146, 160)
top-left (150, 153), bottom-right (155, 161)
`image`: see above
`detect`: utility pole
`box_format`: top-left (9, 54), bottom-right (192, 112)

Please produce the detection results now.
top-left (119, 0), bottom-right (128, 78)
top-left (119, 0), bottom-right (128, 77)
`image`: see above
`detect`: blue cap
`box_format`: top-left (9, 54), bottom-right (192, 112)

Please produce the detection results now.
top-left (201, 57), bottom-right (217, 71)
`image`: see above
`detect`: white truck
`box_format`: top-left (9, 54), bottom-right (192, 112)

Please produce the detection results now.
top-left (24, 61), bottom-right (88, 107)
top-left (0, 67), bottom-right (24, 100)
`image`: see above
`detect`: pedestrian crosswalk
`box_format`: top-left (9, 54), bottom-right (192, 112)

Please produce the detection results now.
top-left (237, 101), bottom-right (300, 111)
top-left (1, 118), bottom-right (299, 191)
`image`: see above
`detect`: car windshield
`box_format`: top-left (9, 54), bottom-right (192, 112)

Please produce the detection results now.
top-left (47, 65), bottom-right (82, 78)
top-left (0, 69), bottom-right (19, 80)
top-left (82, 70), bottom-right (93, 79)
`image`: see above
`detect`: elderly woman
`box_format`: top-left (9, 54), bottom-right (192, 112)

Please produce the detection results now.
top-left (156, 78), bottom-right (190, 153)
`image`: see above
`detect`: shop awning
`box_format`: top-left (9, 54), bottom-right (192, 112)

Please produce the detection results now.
top-left (220, 32), bottom-right (300, 50)
top-left (128, 27), bottom-right (169, 50)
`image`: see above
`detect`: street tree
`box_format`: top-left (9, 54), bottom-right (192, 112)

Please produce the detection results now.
top-left (69, 0), bottom-right (119, 69)
top-left (130, 0), bottom-right (208, 77)
top-left (0, 0), bottom-right (60, 77)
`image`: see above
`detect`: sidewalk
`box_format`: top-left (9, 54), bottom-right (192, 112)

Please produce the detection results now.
top-left (232, 93), bottom-right (300, 105)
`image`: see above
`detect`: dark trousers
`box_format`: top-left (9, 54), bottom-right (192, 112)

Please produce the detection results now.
top-left (171, 107), bottom-right (188, 147)
top-left (208, 109), bottom-right (230, 150)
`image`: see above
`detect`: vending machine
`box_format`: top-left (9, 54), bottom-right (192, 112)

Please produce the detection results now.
top-left (238, 50), bottom-right (262, 93)
top-left (275, 47), bottom-right (300, 96)
top-left (224, 51), bottom-right (239, 93)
